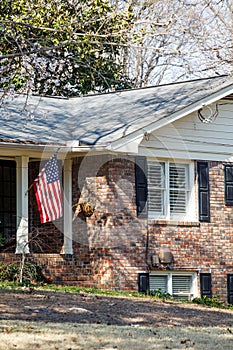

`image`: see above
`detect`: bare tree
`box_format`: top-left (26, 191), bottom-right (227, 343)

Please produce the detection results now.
top-left (114, 0), bottom-right (233, 86)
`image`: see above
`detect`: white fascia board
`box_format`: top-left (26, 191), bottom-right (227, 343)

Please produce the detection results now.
top-left (0, 143), bottom-right (68, 159)
top-left (66, 140), bottom-right (80, 147)
top-left (69, 144), bottom-right (109, 153)
top-left (66, 139), bottom-right (111, 153)
top-left (0, 142), bottom-right (109, 159)
top-left (107, 83), bottom-right (233, 152)
top-left (0, 143), bottom-right (59, 158)
top-left (106, 136), bottom-right (144, 154)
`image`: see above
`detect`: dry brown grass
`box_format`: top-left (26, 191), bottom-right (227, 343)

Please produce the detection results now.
top-left (0, 287), bottom-right (233, 349)
top-left (0, 320), bottom-right (233, 350)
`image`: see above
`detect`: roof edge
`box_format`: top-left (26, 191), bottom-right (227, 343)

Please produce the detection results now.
top-left (107, 77), bottom-right (233, 151)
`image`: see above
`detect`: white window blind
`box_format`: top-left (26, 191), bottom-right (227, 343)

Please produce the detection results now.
top-left (148, 162), bottom-right (165, 215)
top-left (172, 275), bottom-right (192, 294)
top-left (149, 275), bottom-right (167, 293)
top-left (148, 160), bottom-right (191, 220)
top-left (169, 164), bottom-right (187, 214)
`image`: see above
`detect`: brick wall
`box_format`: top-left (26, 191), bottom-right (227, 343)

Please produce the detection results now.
top-left (1, 157), bottom-right (233, 302)
top-left (148, 161), bottom-right (233, 302)
top-left (71, 155), bottom-right (147, 290)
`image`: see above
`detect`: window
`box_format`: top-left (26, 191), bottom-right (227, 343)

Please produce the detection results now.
top-left (147, 160), bottom-right (195, 221)
top-left (149, 272), bottom-right (198, 300)
top-left (0, 160), bottom-right (16, 241)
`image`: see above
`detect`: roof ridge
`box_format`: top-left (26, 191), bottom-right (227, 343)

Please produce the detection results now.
top-left (1, 75), bottom-right (229, 101)
top-left (68, 74), bottom-right (230, 99)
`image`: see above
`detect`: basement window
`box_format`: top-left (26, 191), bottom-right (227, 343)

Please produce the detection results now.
top-left (149, 271), bottom-right (198, 300)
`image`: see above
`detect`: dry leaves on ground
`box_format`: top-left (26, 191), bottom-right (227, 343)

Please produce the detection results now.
top-left (0, 289), bottom-right (233, 349)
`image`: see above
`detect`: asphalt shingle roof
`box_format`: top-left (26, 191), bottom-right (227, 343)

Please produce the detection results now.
top-left (1, 75), bottom-right (233, 147)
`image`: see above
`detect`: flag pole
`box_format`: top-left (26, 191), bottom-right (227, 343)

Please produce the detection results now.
top-left (25, 182), bottom-right (34, 196)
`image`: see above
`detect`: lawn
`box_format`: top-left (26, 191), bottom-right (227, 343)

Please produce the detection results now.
top-left (0, 284), bottom-right (233, 349)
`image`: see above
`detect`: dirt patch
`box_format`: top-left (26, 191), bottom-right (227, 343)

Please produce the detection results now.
top-left (0, 288), bottom-right (233, 328)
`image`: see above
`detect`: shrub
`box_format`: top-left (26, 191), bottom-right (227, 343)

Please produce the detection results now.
top-left (0, 262), bottom-right (46, 285)
top-left (0, 263), bottom-right (18, 282)
top-left (192, 295), bottom-right (225, 308)
top-left (150, 289), bottom-right (172, 301)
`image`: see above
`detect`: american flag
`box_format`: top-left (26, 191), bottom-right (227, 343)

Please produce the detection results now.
top-left (33, 152), bottom-right (63, 224)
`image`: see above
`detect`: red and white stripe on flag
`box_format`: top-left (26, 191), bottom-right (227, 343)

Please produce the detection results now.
top-left (33, 152), bottom-right (63, 224)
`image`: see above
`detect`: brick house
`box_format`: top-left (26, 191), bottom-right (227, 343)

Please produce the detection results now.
top-left (1, 75), bottom-right (233, 302)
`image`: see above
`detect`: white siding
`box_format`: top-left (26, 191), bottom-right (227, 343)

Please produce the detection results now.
top-left (139, 101), bottom-right (233, 161)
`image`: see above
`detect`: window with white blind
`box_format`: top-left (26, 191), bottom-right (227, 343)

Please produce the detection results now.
top-left (149, 272), bottom-right (197, 300)
top-left (149, 274), bottom-right (167, 293)
top-left (148, 160), bottom-right (195, 221)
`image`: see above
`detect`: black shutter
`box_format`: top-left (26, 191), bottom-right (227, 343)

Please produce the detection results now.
top-left (135, 156), bottom-right (148, 218)
top-left (224, 165), bottom-right (233, 205)
top-left (138, 273), bottom-right (149, 294)
top-left (227, 274), bottom-right (233, 305)
top-left (200, 273), bottom-right (212, 298)
top-left (197, 161), bottom-right (210, 222)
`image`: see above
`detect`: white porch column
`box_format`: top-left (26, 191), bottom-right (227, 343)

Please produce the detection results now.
top-left (15, 156), bottom-right (29, 254)
top-left (62, 158), bottom-right (73, 254)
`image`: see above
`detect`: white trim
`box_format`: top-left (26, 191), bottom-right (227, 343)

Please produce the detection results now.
top-left (167, 273), bottom-right (172, 295)
top-left (165, 162), bottom-right (169, 218)
top-left (106, 136), bottom-right (144, 154)
top-left (62, 158), bottom-right (73, 255)
top-left (15, 156), bottom-right (29, 254)
top-left (187, 162), bottom-right (196, 221)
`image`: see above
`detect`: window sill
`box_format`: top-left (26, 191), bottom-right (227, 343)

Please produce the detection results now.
top-left (148, 220), bottom-right (200, 227)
